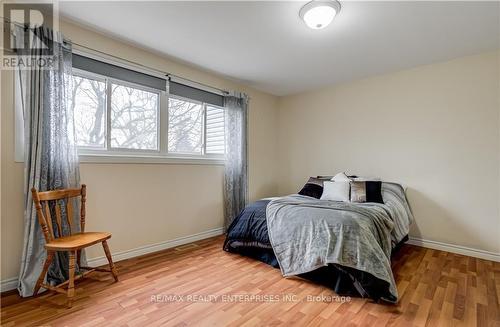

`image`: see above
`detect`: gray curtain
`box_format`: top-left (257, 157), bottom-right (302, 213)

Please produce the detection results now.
top-left (15, 26), bottom-right (83, 297)
top-left (223, 92), bottom-right (249, 229)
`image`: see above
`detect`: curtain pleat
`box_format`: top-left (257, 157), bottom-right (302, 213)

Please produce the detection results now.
top-left (223, 93), bottom-right (249, 230)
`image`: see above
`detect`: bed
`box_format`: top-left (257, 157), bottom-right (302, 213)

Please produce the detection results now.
top-left (223, 182), bottom-right (413, 303)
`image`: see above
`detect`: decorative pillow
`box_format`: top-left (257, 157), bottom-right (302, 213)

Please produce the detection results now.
top-left (317, 175), bottom-right (358, 179)
top-left (350, 182), bottom-right (367, 202)
top-left (331, 172), bottom-right (352, 182)
top-left (320, 181), bottom-right (350, 202)
top-left (350, 181), bottom-right (384, 203)
top-left (366, 181), bottom-right (384, 203)
top-left (298, 177), bottom-right (330, 199)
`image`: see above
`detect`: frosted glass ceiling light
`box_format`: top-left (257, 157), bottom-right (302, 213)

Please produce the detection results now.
top-left (299, 0), bottom-right (341, 30)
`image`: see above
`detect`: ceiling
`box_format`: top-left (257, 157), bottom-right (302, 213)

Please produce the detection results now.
top-left (60, 1), bottom-right (500, 96)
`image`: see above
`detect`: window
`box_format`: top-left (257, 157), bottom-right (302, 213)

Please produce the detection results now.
top-left (110, 83), bottom-right (159, 150)
top-left (72, 74), bottom-right (106, 148)
top-left (205, 105), bottom-right (225, 154)
top-left (70, 54), bottom-right (226, 163)
top-left (168, 97), bottom-right (203, 154)
top-left (167, 97), bottom-right (226, 155)
top-left (72, 71), bottom-right (160, 152)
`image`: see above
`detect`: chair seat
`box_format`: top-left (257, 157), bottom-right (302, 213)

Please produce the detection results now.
top-left (45, 232), bottom-right (111, 250)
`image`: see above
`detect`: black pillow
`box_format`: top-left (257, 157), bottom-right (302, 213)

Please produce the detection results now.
top-left (366, 181), bottom-right (384, 203)
top-left (298, 177), bottom-right (330, 199)
top-left (316, 175), bottom-right (358, 179)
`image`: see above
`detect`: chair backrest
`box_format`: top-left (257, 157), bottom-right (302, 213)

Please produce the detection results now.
top-left (31, 185), bottom-right (87, 243)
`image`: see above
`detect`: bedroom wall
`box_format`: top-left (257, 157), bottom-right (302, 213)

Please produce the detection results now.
top-left (277, 51), bottom-right (500, 256)
top-left (0, 20), bottom-right (279, 284)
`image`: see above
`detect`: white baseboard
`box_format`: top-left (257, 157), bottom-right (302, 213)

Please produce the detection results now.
top-left (87, 227), bottom-right (224, 267)
top-left (0, 227), bottom-right (224, 293)
top-left (407, 237), bottom-right (500, 262)
top-left (0, 277), bottom-right (19, 293)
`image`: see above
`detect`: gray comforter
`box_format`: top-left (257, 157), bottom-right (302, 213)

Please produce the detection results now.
top-left (266, 183), bottom-right (413, 302)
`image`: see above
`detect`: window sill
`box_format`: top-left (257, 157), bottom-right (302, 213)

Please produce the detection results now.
top-left (78, 153), bottom-right (225, 166)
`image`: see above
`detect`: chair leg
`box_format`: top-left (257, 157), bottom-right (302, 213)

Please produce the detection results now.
top-left (76, 250), bottom-right (81, 268)
top-left (33, 251), bottom-right (54, 296)
top-left (67, 251), bottom-right (76, 308)
top-left (102, 241), bottom-right (118, 282)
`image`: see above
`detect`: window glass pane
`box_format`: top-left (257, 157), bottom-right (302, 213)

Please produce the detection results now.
top-left (110, 83), bottom-right (159, 150)
top-left (168, 97), bottom-right (203, 154)
top-left (205, 106), bottom-right (225, 154)
top-left (72, 75), bottom-right (106, 148)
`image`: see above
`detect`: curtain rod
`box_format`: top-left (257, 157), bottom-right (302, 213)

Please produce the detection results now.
top-left (73, 42), bottom-right (229, 95)
top-left (1, 16), bottom-right (72, 50)
top-left (1, 17), bottom-right (230, 95)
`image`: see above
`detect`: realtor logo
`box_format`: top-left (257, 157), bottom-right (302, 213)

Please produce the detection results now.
top-left (3, 2), bottom-right (54, 56)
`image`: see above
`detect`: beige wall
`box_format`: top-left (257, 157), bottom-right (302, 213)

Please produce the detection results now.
top-left (0, 20), bottom-right (279, 281)
top-left (277, 51), bottom-right (500, 254)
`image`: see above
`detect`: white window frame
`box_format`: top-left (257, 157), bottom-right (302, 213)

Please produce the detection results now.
top-left (71, 69), bottom-right (108, 151)
top-left (107, 77), bottom-right (162, 154)
top-left (166, 94), bottom-right (226, 159)
top-left (74, 68), bottom-right (163, 155)
top-left (73, 66), bottom-right (225, 165)
top-left (167, 94), bottom-right (205, 156)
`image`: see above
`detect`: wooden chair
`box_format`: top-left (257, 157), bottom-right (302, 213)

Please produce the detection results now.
top-left (31, 184), bottom-right (118, 308)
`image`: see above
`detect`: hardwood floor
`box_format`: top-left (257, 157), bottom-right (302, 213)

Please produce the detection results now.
top-left (1, 236), bottom-right (499, 326)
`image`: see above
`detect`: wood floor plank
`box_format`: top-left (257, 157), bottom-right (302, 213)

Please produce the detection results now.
top-left (1, 236), bottom-right (499, 327)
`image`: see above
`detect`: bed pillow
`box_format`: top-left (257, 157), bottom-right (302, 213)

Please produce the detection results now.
top-left (331, 172), bottom-right (352, 182)
top-left (320, 181), bottom-right (350, 202)
top-left (317, 174), bottom-right (358, 179)
top-left (298, 177), bottom-right (330, 199)
top-left (350, 181), bottom-right (384, 203)
top-left (350, 182), bottom-right (367, 202)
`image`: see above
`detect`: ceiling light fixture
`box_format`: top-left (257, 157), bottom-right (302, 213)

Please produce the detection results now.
top-left (299, 0), bottom-right (341, 30)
